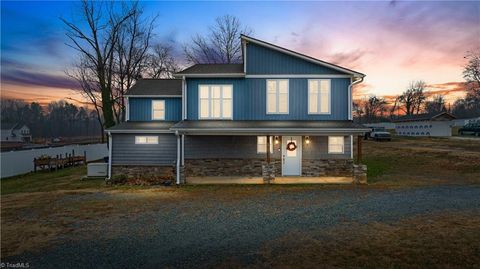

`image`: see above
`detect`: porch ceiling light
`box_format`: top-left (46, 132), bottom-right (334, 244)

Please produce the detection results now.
top-left (305, 136), bottom-right (310, 144)
top-left (274, 136), bottom-right (279, 144)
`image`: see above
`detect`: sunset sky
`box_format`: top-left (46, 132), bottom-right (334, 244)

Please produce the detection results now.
top-left (1, 1), bottom-right (479, 107)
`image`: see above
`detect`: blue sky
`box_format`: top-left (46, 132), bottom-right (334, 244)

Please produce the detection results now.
top-left (1, 1), bottom-right (479, 105)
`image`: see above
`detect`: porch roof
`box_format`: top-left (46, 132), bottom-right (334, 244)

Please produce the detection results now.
top-left (171, 120), bottom-right (370, 135)
top-left (106, 121), bottom-right (176, 133)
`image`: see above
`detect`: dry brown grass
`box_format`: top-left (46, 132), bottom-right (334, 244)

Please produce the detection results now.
top-left (362, 137), bottom-right (480, 186)
top-left (218, 213), bottom-right (480, 269)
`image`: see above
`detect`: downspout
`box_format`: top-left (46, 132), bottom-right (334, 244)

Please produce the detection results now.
top-left (125, 97), bottom-right (129, 121)
top-left (348, 76), bottom-right (364, 120)
top-left (107, 131), bottom-right (112, 180)
top-left (182, 76), bottom-right (187, 120)
top-left (176, 130), bottom-right (181, 185)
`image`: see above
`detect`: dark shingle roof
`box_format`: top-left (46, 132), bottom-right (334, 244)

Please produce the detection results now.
top-left (106, 121), bottom-right (176, 133)
top-left (126, 79), bottom-right (182, 96)
top-left (175, 64), bottom-right (244, 75)
top-left (171, 120), bottom-right (369, 134)
top-left (393, 112), bottom-right (456, 122)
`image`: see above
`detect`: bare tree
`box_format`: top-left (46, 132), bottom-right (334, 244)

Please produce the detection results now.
top-left (183, 15), bottom-right (252, 64)
top-left (66, 57), bottom-right (105, 142)
top-left (62, 0), bottom-right (136, 128)
top-left (398, 81), bottom-right (427, 115)
top-left (462, 50), bottom-right (480, 114)
top-left (113, 3), bottom-right (156, 122)
top-left (425, 95), bottom-right (446, 114)
top-left (362, 95), bottom-right (387, 122)
top-left (146, 44), bottom-right (180, 79)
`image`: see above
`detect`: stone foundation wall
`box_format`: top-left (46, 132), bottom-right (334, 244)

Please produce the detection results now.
top-left (302, 159), bottom-right (354, 177)
top-left (111, 165), bottom-right (175, 185)
top-left (185, 158), bottom-right (280, 177)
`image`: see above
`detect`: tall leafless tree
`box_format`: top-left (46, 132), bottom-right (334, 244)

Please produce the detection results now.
top-left (146, 44), bottom-right (180, 79)
top-left (113, 3), bottom-right (156, 122)
top-left (398, 81), bottom-right (427, 115)
top-left (361, 95), bottom-right (387, 122)
top-left (183, 15), bottom-right (252, 64)
top-left (62, 0), bottom-right (136, 128)
top-left (425, 95), bottom-right (446, 114)
top-left (66, 57), bottom-right (105, 142)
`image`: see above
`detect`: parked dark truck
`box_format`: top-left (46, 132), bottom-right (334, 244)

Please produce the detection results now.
top-left (459, 123), bottom-right (480, 136)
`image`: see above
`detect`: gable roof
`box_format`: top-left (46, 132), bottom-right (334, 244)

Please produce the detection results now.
top-left (175, 64), bottom-right (244, 77)
top-left (125, 79), bottom-right (182, 96)
top-left (241, 35), bottom-right (365, 78)
top-left (393, 112), bottom-right (456, 123)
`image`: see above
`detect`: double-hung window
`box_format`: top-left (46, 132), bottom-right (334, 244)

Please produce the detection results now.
top-left (152, 100), bottom-right (165, 120)
top-left (267, 79), bottom-right (289, 114)
top-left (308, 79), bottom-right (331, 114)
top-left (199, 85), bottom-right (233, 119)
top-left (135, 136), bottom-right (158, 144)
top-left (328, 136), bottom-right (344, 154)
top-left (257, 136), bottom-right (273, 153)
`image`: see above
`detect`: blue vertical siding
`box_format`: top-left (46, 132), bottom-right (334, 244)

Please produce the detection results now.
top-left (186, 78), bottom-right (349, 120)
top-left (246, 43), bottom-right (345, 75)
top-left (129, 97), bottom-right (182, 121)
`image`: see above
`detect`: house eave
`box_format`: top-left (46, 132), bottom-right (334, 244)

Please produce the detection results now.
top-left (171, 128), bottom-right (370, 135)
top-left (173, 73), bottom-right (245, 78)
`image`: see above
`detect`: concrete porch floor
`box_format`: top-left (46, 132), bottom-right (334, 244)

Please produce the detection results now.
top-left (186, 176), bottom-right (354, 184)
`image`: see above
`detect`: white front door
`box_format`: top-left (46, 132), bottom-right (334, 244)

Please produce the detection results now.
top-left (282, 136), bottom-right (302, 176)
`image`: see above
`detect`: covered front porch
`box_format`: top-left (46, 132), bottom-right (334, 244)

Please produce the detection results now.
top-left (172, 120), bottom-right (369, 184)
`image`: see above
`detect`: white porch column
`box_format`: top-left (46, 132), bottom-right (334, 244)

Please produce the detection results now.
top-left (107, 132), bottom-right (112, 180)
top-left (176, 132), bottom-right (181, 185)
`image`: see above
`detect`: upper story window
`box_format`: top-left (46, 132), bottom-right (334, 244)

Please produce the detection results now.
top-left (328, 136), bottom-right (344, 154)
top-left (199, 85), bottom-right (233, 119)
top-left (151, 100), bottom-right (165, 120)
top-left (135, 136), bottom-right (158, 144)
top-left (308, 79), bottom-right (331, 114)
top-left (257, 136), bottom-right (273, 153)
top-left (266, 79), bottom-right (289, 114)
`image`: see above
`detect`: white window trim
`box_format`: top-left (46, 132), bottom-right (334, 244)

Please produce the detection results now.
top-left (151, 100), bottom-right (165, 120)
top-left (308, 79), bottom-right (331, 115)
top-left (266, 79), bottom-right (289, 114)
top-left (257, 136), bottom-right (273, 154)
top-left (135, 136), bottom-right (159, 145)
top-left (198, 84), bottom-right (233, 120)
top-left (328, 136), bottom-right (344, 154)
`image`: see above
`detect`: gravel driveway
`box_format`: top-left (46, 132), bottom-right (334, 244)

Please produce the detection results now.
top-left (6, 185), bottom-right (480, 268)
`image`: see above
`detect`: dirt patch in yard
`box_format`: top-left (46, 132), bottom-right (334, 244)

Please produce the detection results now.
top-left (219, 212), bottom-right (480, 268)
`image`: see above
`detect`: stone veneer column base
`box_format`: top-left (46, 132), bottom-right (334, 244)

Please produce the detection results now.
top-left (262, 163), bottom-right (276, 183)
top-left (353, 164), bottom-right (368, 184)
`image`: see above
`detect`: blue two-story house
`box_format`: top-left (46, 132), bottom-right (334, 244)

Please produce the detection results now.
top-left (106, 35), bottom-right (369, 184)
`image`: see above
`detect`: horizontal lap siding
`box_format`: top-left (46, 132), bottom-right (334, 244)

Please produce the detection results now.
top-left (303, 136), bottom-right (351, 159)
top-left (112, 133), bottom-right (177, 165)
top-left (186, 78), bottom-right (349, 120)
top-left (246, 43), bottom-right (345, 75)
top-left (129, 97), bottom-right (182, 121)
top-left (185, 136), bottom-right (281, 159)
top-left (185, 136), bottom-right (350, 160)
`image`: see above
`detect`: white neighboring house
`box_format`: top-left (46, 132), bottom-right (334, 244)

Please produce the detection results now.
top-left (1, 123), bottom-right (32, 142)
top-left (393, 112), bottom-right (456, 137)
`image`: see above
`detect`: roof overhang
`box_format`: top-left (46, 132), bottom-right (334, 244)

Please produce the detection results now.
top-left (171, 128), bottom-right (370, 136)
top-left (124, 95), bottom-right (182, 98)
top-left (173, 73), bottom-right (245, 78)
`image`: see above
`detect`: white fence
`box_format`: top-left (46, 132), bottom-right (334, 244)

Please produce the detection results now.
top-left (0, 143), bottom-right (108, 178)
